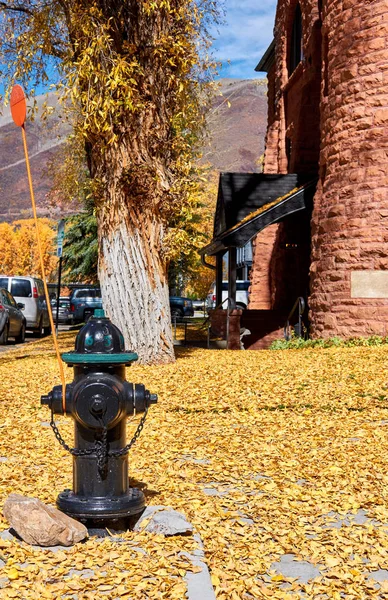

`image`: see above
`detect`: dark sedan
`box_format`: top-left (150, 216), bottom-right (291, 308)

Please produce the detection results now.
top-left (169, 296), bottom-right (194, 319)
top-left (0, 287), bottom-right (26, 344)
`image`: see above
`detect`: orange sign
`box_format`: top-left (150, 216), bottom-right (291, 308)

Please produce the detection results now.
top-left (10, 84), bottom-right (27, 127)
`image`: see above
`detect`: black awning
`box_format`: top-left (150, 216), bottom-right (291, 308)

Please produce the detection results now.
top-left (200, 173), bottom-right (317, 257)
top-left (255, 39), bottom-right (275, 73)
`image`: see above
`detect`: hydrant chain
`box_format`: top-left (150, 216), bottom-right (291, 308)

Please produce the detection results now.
top-left (50, 408), bottom-right (149, 458)
top-left (108, 407), bottom-right (148, 457)
top-left (50, 411), bottom-right (98, 456)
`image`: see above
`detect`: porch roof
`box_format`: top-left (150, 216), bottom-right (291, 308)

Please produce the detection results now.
top-left (200, 173), bottom-right (317, 257)
top-left (255, 39), bottom-right (275, 73)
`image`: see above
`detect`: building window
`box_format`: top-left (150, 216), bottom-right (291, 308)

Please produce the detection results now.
top-left (288, 3), bottom-right (303, 76)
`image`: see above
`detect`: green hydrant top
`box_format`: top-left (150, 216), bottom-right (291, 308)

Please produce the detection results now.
top-left (62, 310), bottom-right (138, 366)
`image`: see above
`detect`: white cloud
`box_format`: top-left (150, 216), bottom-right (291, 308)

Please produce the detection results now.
top-left (210, 0), bottom-right (277, 78)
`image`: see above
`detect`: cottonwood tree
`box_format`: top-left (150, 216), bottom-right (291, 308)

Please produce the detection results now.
top-left (0, 0), bottom-right (218, 363)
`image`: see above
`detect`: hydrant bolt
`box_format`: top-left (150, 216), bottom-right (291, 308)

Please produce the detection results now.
top-left (90, 395), bottom-right (106, 415)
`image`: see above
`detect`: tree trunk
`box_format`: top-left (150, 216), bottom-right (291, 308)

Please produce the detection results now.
top-left (97, 203), bottom-right (174, 364)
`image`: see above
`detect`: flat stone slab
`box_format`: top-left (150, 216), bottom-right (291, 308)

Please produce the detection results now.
top-left (322, 508), bottom-right (387, 530)
top-left (183, 534), bottom-right (216, 600)
top-left (270, 554), bottom-right (322, 584)
top-left (133, 505), bottom-right (193, 536)
top-left (368, 569), bottom-right (388, 582)
top-left (65, 568), bottom-right (96, 580)
top-left (0, 529), bottom-right (15, 541)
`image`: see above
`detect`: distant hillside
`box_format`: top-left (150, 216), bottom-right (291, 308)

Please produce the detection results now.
top-left (0, 79), bottom-right (267, 223)
top-left (203, 78), bottom-right (268, 172)
top-left (0, 92), bottom-right (72, 223)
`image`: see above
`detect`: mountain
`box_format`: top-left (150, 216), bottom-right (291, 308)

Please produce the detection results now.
top-left (202, 78), bottom-right (268, 172)
top-left (0, 92), bottom-right (72, 223)
top-left (0, 79), bottom-right (267, 223)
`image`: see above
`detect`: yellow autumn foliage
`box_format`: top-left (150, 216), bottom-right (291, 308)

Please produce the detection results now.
top-left (0, 333), bottom-right (388, 598)
top-left (0, 219), bottom-right (57, 280)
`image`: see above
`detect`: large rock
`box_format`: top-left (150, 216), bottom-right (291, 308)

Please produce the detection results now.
top-left (3, 494), bottom-right (88, 546)
top-left (134, 505), bottom-right (193, 536)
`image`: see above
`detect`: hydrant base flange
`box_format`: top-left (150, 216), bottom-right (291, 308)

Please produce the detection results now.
top-left (57, 487), bottom-right (145, 520)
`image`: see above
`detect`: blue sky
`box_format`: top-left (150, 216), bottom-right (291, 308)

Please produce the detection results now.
top-left (211, 0), bottom-right (277, 79)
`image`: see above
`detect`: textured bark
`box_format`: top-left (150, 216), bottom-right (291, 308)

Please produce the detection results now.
top-left (98, 205), bottom-right (174, 364)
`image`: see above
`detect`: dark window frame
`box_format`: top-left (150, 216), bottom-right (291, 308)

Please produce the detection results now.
top-left (288, 3), bottom-right (303, 76)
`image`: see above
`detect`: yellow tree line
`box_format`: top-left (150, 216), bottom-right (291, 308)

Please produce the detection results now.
top-left (0, 219), bottom-right (57, 281)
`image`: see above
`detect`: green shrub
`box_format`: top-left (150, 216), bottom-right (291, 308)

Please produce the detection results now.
top-left (269, 335), bottom-right (388, 350)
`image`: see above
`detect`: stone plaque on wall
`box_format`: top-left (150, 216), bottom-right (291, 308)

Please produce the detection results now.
top-left (351, 271), bottom-right (388, 299)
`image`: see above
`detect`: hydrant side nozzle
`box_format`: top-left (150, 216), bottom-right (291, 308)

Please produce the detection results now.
top-left (149, 393), bottom-right (158, 405)
top-left (41, 393), bottom-right (51, 406)
top-left (41, 384), bottom-right (72, 415)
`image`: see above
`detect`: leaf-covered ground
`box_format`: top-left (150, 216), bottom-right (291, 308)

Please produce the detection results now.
top-left (0, 333), bottom-right (388, 599)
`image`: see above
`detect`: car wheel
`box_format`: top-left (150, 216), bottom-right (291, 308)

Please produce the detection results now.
top-left (34, 318), bottom-right (45, 338)
top-left (171, 308), bottom-right (183, 321)
top-left (44, 323), bottom-right (52, 336)
top-left (15, 322), bottom-right (26, 344)
top-left (0, 323), bottom-right (8, 345)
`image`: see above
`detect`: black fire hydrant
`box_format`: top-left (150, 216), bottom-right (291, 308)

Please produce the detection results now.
top-left (41, 310), bottom-right (157, 524)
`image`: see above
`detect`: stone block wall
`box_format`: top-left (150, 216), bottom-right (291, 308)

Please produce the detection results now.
top-left (252, 0), bottom-right (388, 338)
top-left (249, 224), bottom-right (278, 309)
top-left (209, 309), bottom-right (243, 350)
top-left (309, 0), bottom-right (388, 337)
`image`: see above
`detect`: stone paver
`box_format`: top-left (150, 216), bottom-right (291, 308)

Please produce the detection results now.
top-left (133, 505), bottom-right (193, 536)
top-left (270, 553), bottom-right (322, 584)
top-left (183, 534), bottom-right (216, 600)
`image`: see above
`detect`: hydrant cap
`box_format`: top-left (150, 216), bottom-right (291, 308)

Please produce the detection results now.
top-left (61, 314), bottom-right (138, 365)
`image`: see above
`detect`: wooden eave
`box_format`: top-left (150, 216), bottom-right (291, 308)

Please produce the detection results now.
top-left (200, 175), bottom-right (317, 257)
top-left (219, 179), bottom-right (317, 248)
top-left (255, 39), bottom-right (275, 73)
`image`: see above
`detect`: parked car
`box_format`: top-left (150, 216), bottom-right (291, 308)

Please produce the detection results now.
top-left (50, 297), bottom-right (73, 324)
top-left (206, 280), bottom-right (250, 311)
top-left (0, 287), bottom-right (27, 344)
top-left (169, 297), bottom-right (194, 319)
top-left (0, 276), bottom-right (51, 336)
top-left (192, 299), bottom-right (205, 312)
top-left (69, 287), bottom-right (103, 323)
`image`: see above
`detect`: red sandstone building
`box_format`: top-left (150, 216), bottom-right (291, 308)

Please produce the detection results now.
top-left (201, 0), bottom-right (388, 348)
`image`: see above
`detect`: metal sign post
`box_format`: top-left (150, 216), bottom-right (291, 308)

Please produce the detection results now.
top-left (10, 83), bottom-right (66, 410)
top-left (55, 219), bottom-right (65, 335)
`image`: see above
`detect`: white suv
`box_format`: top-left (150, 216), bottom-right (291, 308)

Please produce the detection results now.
top-left (0, 276), bottom-right (51, 336)
top-left (206, 280), bottom-right (250, 311)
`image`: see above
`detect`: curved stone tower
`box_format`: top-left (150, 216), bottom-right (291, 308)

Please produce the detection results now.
top-left (255, 0), bottom-right (388, 338)
top-left (309, 0), bottom-right (388, 337)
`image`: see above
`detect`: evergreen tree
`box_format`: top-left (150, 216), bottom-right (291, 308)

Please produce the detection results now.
top-left (62, 211), bottom-right (98, 284)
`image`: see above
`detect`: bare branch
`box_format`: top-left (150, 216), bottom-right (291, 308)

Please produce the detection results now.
top-left (0, 2), bottom-right (33, 15)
